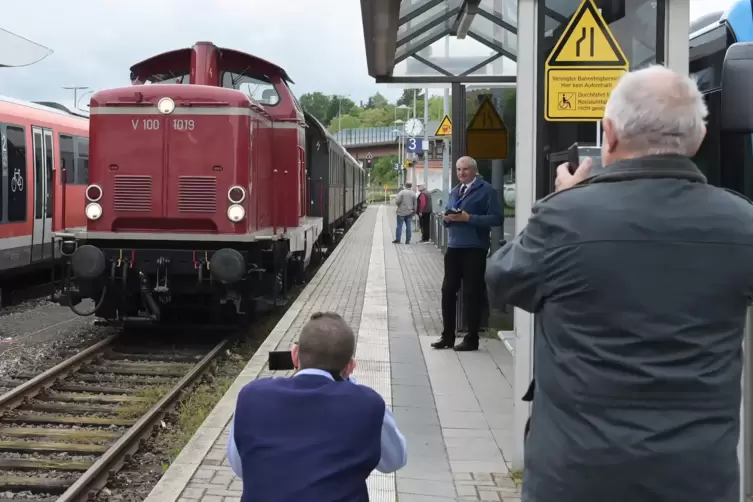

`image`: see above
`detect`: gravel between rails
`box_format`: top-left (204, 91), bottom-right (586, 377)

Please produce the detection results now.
top-left (0, 300), bottom-right (114, 382)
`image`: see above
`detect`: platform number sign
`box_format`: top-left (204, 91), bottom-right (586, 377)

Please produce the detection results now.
top-left (406, 137), bottom-right (422, 153)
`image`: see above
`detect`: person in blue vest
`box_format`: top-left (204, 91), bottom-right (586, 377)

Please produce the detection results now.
top-left (226, 311), bottom-right (408, 502)
top-left (432, 156), bottom-right (503, 351)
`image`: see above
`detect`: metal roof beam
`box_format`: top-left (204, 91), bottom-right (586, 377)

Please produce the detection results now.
top-left (466, 29), bottom-right (517, 62)
top-left (412, 54), bottom-right (455, 77)
top-left (396, 6), bottom-right (461, 48)
top-left (476, 6), bottom-right (517, 35)
top-left (459, 53), bottom-right (504, 76)
top-left (398, 0), bottom-right (444, 26)
top-left (375, 74), bottom-right (515, 84)
top-left (394, 27), bottom-right (451, 65)
top-left (452, 0), bottom-right (482, 39)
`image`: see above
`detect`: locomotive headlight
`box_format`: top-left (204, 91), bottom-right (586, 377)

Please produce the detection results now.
top-left (85, 184), bottom-right (102, 202)
top-left (157, 97), bottom-right (175, 115)
top-left (228, 186), bottom-right (246, 204)
top-left (227, 204), bottom-right (245, 223)
top-left (85, 203), bottom-right (102, 221)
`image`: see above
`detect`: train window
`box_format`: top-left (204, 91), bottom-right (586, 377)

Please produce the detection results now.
top-left (74, 137), bottom-right (89, 185)
top-left (5, 126), bottom-right (27, 223)
top-left (59, 134), bottom-right (75, 183)
top-left (227, 73), bottom-right (280, 106)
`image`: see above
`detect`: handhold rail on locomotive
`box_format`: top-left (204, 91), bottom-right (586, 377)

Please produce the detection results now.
top-left (297, 146), bottom-right (306, 218)
top-left (272, 168), bottom-right (279, 236)
top-left (154, 256), bottom-right (170, 295)
top-left (282, 169), bottom-right (289, 234)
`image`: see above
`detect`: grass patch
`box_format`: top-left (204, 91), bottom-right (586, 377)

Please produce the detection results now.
top-left (510, 469), bottom-right (524, 486)
top-left (116, 387), bottom-right (169, 420)
top-left (159, 373), bottom-right (238, 466)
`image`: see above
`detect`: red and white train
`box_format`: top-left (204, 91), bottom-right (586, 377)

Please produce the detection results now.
top-left (55, 41), bottom-right (366, 323)
top-left (0, 97), bottom-right (88, 293)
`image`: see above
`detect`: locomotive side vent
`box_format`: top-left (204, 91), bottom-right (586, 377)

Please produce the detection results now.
top-left (179, 176), bottom-right (217, 213)
top-left (114, 175), bottom-right (152, 212)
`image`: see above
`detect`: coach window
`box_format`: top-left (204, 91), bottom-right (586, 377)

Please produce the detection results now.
top-left (6, 126), bottom-right (27, 223)
top-left (75, 137), bottom-right (89, 185)
top-left (60, 134), bottom-right (75, 184)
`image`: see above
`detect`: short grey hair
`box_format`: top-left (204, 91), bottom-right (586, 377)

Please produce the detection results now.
top-left (604, 65), bottom-right (708, 156)
top-left (297, 312), bottom-right (354, 372)
top-left (457, 156), bottom-right (478, 172)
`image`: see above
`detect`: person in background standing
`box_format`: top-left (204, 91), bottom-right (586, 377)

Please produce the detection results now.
top-left (417, 185), bottom-right (433, 243)
top-left (393, 182), bottom-right (417, 244)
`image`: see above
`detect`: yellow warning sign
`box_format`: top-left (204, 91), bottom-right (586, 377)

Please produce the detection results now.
top-left (466, 96), bottom-right (508, 160)
top-left (544, 0), bottom-right (628, 122)
top-left (435, 115), bottom-right (452, 136)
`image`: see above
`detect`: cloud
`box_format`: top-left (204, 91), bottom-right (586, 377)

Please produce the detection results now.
top-left (0, 0), bottom-right (402, 110)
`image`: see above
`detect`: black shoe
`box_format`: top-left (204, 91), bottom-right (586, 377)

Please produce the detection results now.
top-left (431, 338), bottom-right (454, 349)
top-left (454, 340), bottom-right (479, 352)
top-left (392, 240), bottom-right (400, 244)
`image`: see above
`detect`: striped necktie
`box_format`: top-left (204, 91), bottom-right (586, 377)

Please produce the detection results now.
top-left (460, 184), bottom-right (468, 198)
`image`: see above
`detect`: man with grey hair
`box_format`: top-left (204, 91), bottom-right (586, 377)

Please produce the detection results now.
top-left (487, 64), bottom-right (753, 502)
top-left (227, 312), bottom-right (408, 501)
top-left (393, 182), bottom-right (417, 244)
top-left (433, 155), bottom-right (502, 351)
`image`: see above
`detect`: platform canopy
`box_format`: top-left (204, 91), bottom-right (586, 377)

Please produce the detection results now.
top-left (0, 28), bottom-right (53, 68)
top-left (360, 0), bottom-right (656, 85)
top-left (360, 0), bottom-right (520, 84)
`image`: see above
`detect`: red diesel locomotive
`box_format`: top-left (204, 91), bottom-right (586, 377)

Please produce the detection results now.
top-left (55, 41), bottom-right (366, 323)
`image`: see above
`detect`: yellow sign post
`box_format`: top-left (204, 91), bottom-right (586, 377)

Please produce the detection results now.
top-left (466, 96), bottom-right (508, 160)
top-left (435, 115), bottom-right (453, 136)
top-left (544, 0), bottom-right (628, 122)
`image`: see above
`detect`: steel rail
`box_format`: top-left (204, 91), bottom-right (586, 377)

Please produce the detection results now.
top-left (56, 338), bottom-right (230, 502)
top-left (0, 335), bottom-right (118, 411)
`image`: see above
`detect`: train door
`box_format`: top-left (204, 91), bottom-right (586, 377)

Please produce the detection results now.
top-left (30, 128), bottom-right (53, 262)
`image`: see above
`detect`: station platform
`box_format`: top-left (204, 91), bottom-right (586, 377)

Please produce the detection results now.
top-left (144, 205), bottom-right (520, 502)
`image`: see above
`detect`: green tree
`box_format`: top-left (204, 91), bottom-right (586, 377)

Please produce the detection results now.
top-left (396, 89), bottom-right (424, 107)
top-left (298, 92), bottom-right (331, 125)
top-left (366, 92), bottom-right (389, 110)
top-left (327, 114), bottom-right (361, 133)
top-left (325, 97), bottom-right (357, 126)
top-left (371, 156), bottom-right (399, 185)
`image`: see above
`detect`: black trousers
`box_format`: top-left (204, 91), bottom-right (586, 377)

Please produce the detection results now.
top-left (441, 247), bottom-right (488, 344)
top-left (419, 213), bottom-right (431, 241)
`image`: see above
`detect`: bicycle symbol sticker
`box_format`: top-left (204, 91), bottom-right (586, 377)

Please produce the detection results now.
top-left (11, 168), bottom-right (24, 192)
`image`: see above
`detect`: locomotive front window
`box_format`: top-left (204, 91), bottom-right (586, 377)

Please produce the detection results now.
top-left (140, 72), bottom-right (191, 85)
top-left (222, 72), bottom-right (280, 106)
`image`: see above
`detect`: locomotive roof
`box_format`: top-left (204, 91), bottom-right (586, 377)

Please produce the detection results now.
top-left (129, 44), bottom-right (294, 84)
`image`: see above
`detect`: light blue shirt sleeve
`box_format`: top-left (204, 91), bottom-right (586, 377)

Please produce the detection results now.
top-left (375, 406), bottom-right (409, 473)
top-left (227, 415), bottom-right (244, 480)
top-left (346, 375), bottom-right (408, 473)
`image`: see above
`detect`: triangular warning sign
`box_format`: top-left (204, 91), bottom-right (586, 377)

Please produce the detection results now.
top-left (467, 97), bottom-right (505, 131)
top-left (546, 0), bottom-right (627, 67)
top-left (435, 115), bottom-right (452, 136)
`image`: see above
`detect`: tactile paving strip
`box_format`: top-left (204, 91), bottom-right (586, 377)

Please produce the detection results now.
top-left (355, 206), bottom-right (396, 500)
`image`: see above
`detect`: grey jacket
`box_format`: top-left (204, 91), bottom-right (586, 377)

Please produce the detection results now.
top-left (486, 155), bottom-right (753, 502)
top-left (395, 188), bottom-right (417, 217)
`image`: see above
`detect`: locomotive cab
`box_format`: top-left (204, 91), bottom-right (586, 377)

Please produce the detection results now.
top-left (54, 42), bottom-right (352, 324)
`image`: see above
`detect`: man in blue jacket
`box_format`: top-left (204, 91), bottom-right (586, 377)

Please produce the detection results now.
top-left (432, 156), bottom-right (503, 351)
top-left (227, 312), bottom-right (408, 502)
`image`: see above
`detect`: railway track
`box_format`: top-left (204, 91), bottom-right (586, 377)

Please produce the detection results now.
top-left (0, 334), bottom-right (228, 501)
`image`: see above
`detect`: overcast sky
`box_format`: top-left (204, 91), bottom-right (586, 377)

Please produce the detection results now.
top-left (0, 0), bottom-right (739, 112)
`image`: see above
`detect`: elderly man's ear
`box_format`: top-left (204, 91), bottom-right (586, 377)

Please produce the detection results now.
top-left (291, 344), bottom-right (300, 369)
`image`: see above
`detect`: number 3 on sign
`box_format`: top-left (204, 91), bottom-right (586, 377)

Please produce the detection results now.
top-left (408, 138), bottom-right (416, 151)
